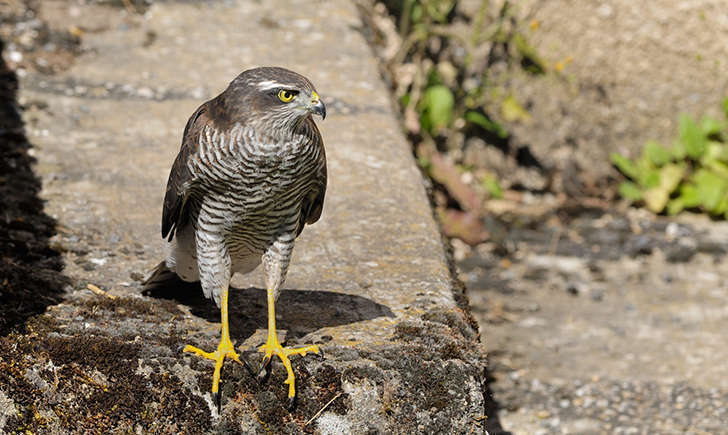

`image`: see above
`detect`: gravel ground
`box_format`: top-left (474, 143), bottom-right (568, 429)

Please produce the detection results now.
top-left (459, 206), bottom-right (728, 433)
top-left (455, 2), bottom-right (728, 432)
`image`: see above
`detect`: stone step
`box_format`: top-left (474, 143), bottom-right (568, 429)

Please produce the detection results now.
top-left (5, 0), bottom-right (486, 432)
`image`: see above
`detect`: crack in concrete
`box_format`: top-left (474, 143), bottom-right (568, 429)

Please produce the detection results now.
top-left (24, 75), bottom-right (388, 116)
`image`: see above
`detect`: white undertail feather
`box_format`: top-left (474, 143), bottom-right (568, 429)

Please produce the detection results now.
top-left (165, 224), bottom-right (199, 283)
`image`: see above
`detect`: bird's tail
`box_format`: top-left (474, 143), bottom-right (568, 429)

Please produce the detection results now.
top-left (141, 261), bottom-right (178, 293)
top-left (141, 260), bottom-right (202, 301)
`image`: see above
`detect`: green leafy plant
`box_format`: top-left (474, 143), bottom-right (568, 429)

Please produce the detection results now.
top-left (366, 0), bottom-right (548, 243)
top-left (380, 0), bottom-right (542, 139)
top-left (420, 84), bottom-right (455, 134)
top-left (611, 98), bottom-right (728, 218)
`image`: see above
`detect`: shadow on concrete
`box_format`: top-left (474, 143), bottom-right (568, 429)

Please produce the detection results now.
top-left (0, 39), bottom-right (69, 335)
top-left (144, 280), bottom-right (395, 341)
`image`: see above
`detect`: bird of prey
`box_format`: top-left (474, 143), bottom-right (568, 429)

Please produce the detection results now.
top-left (144, 67), bottom-right (327, 408)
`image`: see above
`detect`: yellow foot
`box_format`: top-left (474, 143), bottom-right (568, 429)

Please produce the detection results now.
top-left (258, 340), bottom-right (320, 404)
top-left (184, 336), bottom-right (242, 405)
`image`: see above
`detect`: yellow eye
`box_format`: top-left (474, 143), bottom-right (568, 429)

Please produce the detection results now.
top-left (277, 89), bottom-right (295, 103)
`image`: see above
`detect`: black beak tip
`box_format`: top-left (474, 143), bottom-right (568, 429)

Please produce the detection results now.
top-left (312, 100), bottom-right (326, 120)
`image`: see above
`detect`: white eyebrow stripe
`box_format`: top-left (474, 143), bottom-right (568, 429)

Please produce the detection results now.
top-left (256, 80), bottom-right (285, 91)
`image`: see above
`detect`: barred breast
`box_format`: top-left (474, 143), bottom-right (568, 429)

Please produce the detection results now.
top-left (167, 120), bottom-right (324, 290)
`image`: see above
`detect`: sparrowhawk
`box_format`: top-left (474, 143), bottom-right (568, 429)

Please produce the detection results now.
top-left (144, 67), bottom-right (327, 408)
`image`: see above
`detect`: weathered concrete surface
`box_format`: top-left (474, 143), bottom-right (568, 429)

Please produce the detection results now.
top-left (2, 0), bottom-right (485, 433)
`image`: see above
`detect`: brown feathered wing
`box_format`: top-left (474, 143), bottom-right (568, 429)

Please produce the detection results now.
top-left (298, 120), bottom-right (327, 236)
top-left (161, 102), bottom-right (210, 241)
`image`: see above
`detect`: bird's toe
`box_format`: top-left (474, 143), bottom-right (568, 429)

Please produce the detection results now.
top-left (287, 395), bottom-right (297, 411)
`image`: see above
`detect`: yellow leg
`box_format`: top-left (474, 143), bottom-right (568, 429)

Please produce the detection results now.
top-left (183, 288), bottom-right (241, 401)
top-left (258, 288), bottom-right (320, 401)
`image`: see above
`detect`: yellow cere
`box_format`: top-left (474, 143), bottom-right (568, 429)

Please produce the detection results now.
top-left (311, 90), bottom-right (319, 104)
top-left (277, 89), bottom-right (295, 103)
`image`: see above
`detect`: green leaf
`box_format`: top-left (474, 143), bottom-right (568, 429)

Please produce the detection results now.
top-left (481, 174), bottom-right (503, 199)
top-left (679, 114), bottom-right (708, 159)
top-left (671, 138), bottom-right (686, 160)
top-left (411, 3), bottom-right (423, 23)
top-left (465, 111), bottom-right (509, 138)
top-left (679, 184), bottom-right (701, 208)
top-left (513, 33), bottom-right (546, 75)
top-left (643, 164), bottom-right (685, 213)
top-left (701, 116), bottom-right (724, 137)
top-left (666, 198), bottom-right (684, 215)
top-left (643, 188), bottom-right (669, 213)
top-left (644, 140), bottom-right (672, 166)
top-left (424, 0), bottom-right (455, 23)
top-left (640, 169), bottom-right (661, 189)
top-left (717, 143), bottom-right (728, 163)
top-left (417, 154), bottom-right (431, 171)
top-left (400, 93), bottom-right (411, 108)
top-left (618, 181), bottom-right (643, 201)
top-left (702, 142), bottom-right (728, 166)
top-left (501, 95), bottom-right (531, 123)
top-left (714, 196), bottom-right (728, 215)
top-left (693, 169), bottom-right (728, 212)
top-left (620, 99), bottom-right (728, 218)
top-left (610, 153), bottom-right (639, 180)
top-left (660, 164), bottom-right (685, 193)
top-left (422, 85), bottom-right (454, 134)
top-left (426, 67), bottom-right (443, 87)
top-left (703, 154), bottom-right (728, 179)
top-left (703, 141), bottom-right (725, 161)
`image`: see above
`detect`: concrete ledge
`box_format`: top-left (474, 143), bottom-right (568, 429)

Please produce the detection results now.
top-left (2, 1), bottom-right (486, 432)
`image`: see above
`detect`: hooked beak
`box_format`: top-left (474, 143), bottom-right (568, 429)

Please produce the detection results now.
top-left (309, 90), bottom-right (326, 120)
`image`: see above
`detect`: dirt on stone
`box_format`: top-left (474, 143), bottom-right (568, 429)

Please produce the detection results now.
top-left (0, 312), bottom-right (214, 433)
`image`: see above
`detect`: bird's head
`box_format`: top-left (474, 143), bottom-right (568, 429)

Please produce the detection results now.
top-left (223, 67), bottom-right (326, 132)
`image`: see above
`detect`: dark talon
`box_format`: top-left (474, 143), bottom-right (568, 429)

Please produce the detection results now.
top-left (257, 355), bottom-right (271, 375)
top-left (257, 355), bottom-right (272, 382)
top-left (213, 391), bottom-right (221, 412)
top-left (317, 347), bottom-right (325, 360)
top-left (240, 354), bottom-right (256, 377)
top-left (287, 395), bottom-right (296, 411)
top-left (257, 365), bottom-right (271, 383)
